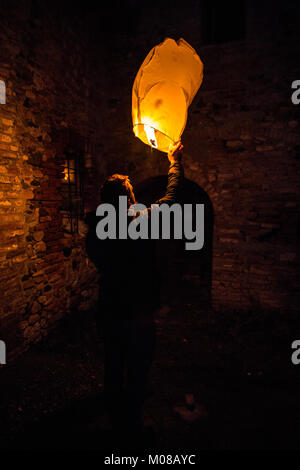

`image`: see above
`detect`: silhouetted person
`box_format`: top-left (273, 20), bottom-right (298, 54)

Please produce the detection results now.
top-left (85, 142), bottom-right (184, 447)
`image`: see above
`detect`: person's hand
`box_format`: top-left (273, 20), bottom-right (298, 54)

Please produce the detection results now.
top-left (168, 141), bottom-right (183, 164)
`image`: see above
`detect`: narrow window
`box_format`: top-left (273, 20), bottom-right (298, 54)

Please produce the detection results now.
top-left (60, 151), bottom-right (84, 234)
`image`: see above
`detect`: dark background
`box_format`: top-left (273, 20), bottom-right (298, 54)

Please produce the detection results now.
top-left (0, 0), bottom-right (299, 451)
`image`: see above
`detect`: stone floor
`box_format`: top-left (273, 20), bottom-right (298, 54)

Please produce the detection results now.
top-left (0, 303), bottom-right (299, 451)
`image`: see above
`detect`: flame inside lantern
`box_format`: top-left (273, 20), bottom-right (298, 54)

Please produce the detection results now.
top-left (144, 124), bottom-right (157, 148)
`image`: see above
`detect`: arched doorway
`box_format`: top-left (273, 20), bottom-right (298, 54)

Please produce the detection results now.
top-left (135, 176), bottom-right (214, 312)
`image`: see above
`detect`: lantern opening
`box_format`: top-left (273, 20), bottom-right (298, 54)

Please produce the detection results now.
top-left (133, 123), bottom-right (174, 153)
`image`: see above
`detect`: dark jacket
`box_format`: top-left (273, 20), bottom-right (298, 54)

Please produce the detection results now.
top-left (85, 161), bottom-right (183, 316)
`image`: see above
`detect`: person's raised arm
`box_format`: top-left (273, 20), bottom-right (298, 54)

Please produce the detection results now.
top-left (155, 141), bottom-right (184, 205)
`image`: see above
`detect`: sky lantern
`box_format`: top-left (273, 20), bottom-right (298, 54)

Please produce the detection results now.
top-left (132, 38), bottom-right (204, 153)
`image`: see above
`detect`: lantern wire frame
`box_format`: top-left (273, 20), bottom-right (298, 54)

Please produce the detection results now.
top-left (133, 123), bottom-right (178, 152)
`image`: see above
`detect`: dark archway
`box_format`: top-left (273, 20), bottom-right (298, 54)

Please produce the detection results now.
top-left (135, 176), bottom-right (214, 311)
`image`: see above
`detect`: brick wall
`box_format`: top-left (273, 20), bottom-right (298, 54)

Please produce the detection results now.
top-left (183, 40), bottom-right (300, 312)
top-left (0, 2), bottom-right (104, 359)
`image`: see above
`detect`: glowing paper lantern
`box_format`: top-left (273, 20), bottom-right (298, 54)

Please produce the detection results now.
top-left (132, 38), bottom-right (203, 153)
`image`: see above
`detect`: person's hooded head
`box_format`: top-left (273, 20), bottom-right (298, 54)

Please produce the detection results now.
top-left (100, 174), bottom-right (136, 208)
